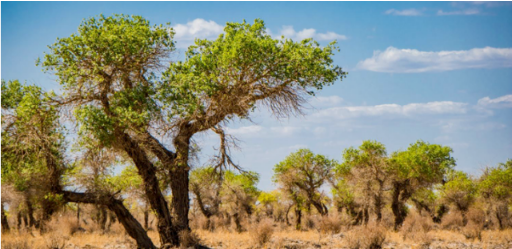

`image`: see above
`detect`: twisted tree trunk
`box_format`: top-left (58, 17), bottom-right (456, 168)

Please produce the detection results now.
top-left (62, 191), bottom-right (156, 249)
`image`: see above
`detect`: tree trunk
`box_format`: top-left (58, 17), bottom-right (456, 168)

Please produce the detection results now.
top-left (311, 200), bottom-right (328, 216)
top-left (100, 206), bottom-right (108, 231)
top-left (17, 212), bottom-right (23, 229)
top-left (295, 208), bottom-right (302, 230)
top-left (496, 202), bottom-right (510, 230)
top-left (63, 191), bottom-right (156, 249)
top-left (170, 133), bottom-right (192, 234)
top-left (363, 208), bottom-right (369, 226)
top-left (1, 203), bottom-right (9, 233)
top-left (25, 197), bottom-right (37, 228)
top-left (391, 181), bottom-right (411, 231)
top-left (116, 131), bottom-right (179, 247)
top-left (77, 204), bottom-right (80, 227)
top-left (233, 212), bottom-right (243, 233)
top-left (144, 209), bottom-right (149, 231)
top-left (433, 204), bottom-right (448, 223)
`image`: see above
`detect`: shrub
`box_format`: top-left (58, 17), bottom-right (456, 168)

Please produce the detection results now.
top-left (345, 224), bottom-right (387, 249)
top-left (441, 211), bottom-right (463, 230)
top-left (461, 221), bottom-right (483, 241)
top-left (251, 219), bottom-right (274, 246)
top-left (318, 215), bottom-right (343, 234)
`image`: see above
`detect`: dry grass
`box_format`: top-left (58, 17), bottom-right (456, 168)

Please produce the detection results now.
top-left (250, 219), bottom-right (274, 246)
top-left (2, 217), bottom-right (512, 249)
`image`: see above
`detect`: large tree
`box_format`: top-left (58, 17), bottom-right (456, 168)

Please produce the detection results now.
top-left (388, 141), bottom-right (455, 230)
top-left (40, 14), bottom-right (346, 247)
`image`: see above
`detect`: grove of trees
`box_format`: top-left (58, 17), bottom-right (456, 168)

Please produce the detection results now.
top-left (1, 13), bottom-right (511, 249)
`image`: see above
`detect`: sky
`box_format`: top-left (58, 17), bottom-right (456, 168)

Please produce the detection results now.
top-left (2, 1), bottom-right (512, 191)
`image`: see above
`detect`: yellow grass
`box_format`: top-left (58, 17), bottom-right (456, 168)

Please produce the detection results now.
top-left (2, 227), bottom-right (511, 248)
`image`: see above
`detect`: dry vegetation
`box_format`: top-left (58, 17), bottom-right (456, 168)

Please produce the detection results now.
top-left (2, 207), bottom-right (512, 249)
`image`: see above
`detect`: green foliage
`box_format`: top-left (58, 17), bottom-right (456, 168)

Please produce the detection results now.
top-left (159, 19), bottom-right (346, 118)
top-left (224, 170), bottom-right (260, 197)
top-left (258, 191), bottom-right (278, 206)
top-left (389, 140), bottom-right (455, 185)
top-left (479, 159), bottom-right (512, 200)
top-left (40, 14), bottom-right (174, 146)
top-left (1, 80), bottom-right (65, 191)
top-left (273, 149), bottom-right (336, 212)
top-left (441, 170), bottom-right (477, 211)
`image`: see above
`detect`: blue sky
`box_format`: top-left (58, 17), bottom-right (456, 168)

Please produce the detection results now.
top-left (2, 1), bottom-right (512, 191)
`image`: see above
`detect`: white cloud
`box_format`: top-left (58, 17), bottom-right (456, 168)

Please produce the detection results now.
top-left (385, 8), bottom-right (424, 16)
top-left (477, 94), bottom-right (512, 108)
top-left (357, 46), bottom-right (512, 73)
top-left (310, 96), bottom-right (343, 107)
top-left (173, 19), bottom-right (224, 47)
top-left (172, 19), bottom-right (347, 48)
top-left (225, 125), bottom-right (263, 135)
top-left (272, 26), bottom-right (347, 41)
top-left (437, 9), bottom-right (480, 16)
top-left (270, 126), bottom-right (302, 136)
top-left (313, 101), bottom-right (468, 120)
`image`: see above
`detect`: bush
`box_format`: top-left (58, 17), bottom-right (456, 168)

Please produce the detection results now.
top-left (441, 211), bottom-right (464, 230)
top-left (462, 221), bottom-right (483, 241)
top-left (318, 215), bottom-right (343, 234)
top-left (345, 224), bottom-right (387, 249)
top-left (251, 219), bottom-right (274, 246)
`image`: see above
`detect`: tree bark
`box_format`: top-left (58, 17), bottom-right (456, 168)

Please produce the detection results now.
top-left (295, 208), bottom-right (302, 231)
top-left (171, 131), bottom-right (193, 234)
top-left (391, 181), bottom-right (411, 230)
top-left (496, 202), bottom-right (510, 230)
top-left (62, 191), bottom-right (156, 249)
top-left (1, 203), bottom-right (9, 233)
top-left (116, 131), bottom-right (179, 247)
top-left (144, 209), bottom-right (149, 231)
top-left (25, 197), bottom-right (37, 228)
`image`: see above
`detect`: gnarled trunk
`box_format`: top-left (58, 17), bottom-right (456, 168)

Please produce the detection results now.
top-left (63, 191), bottom-right (156, 249)
top-left (116, 131), bottom-right (179, 247)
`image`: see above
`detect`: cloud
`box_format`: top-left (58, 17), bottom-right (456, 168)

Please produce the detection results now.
top-left (272, 26), bottom-right (347, 41)
top-left (437, 9), bottom-right (480, 16)
top-left (173, 19), bottom-right (224, 47)
top-left (385, 8), bottom-right (424, 16)
top-left (477, 94), bottom-right (512, 108)
top-left (225, 125), bottom-right (263, 135)
top-left (471, 1), bottom-right (512, 8)
top-left (357, 46), bottom-right (512, 73)
top-left (172, 19), bottom-right (347, 48)
top-left (270, 126), bottom-right (302, 136)
top-left (310, 96), bottom-right (343, 107)
top-left (312, 101), bottom-right (469, 120)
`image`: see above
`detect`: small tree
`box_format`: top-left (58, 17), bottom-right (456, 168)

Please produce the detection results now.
top-left (479, 159), bottom-right (512, 229)
top-left (441, 170), bottom-right (477, 224)
top-left (190, 166), bottom-right (222, 229)
top-left (337, 140), bottom-right (388, 223)
top-left (273, 149), bottom-right (336, 229)
top-left (388, 141), bottom-right (455, 230)
top-left (221, 170), bottom-right (260, 232)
